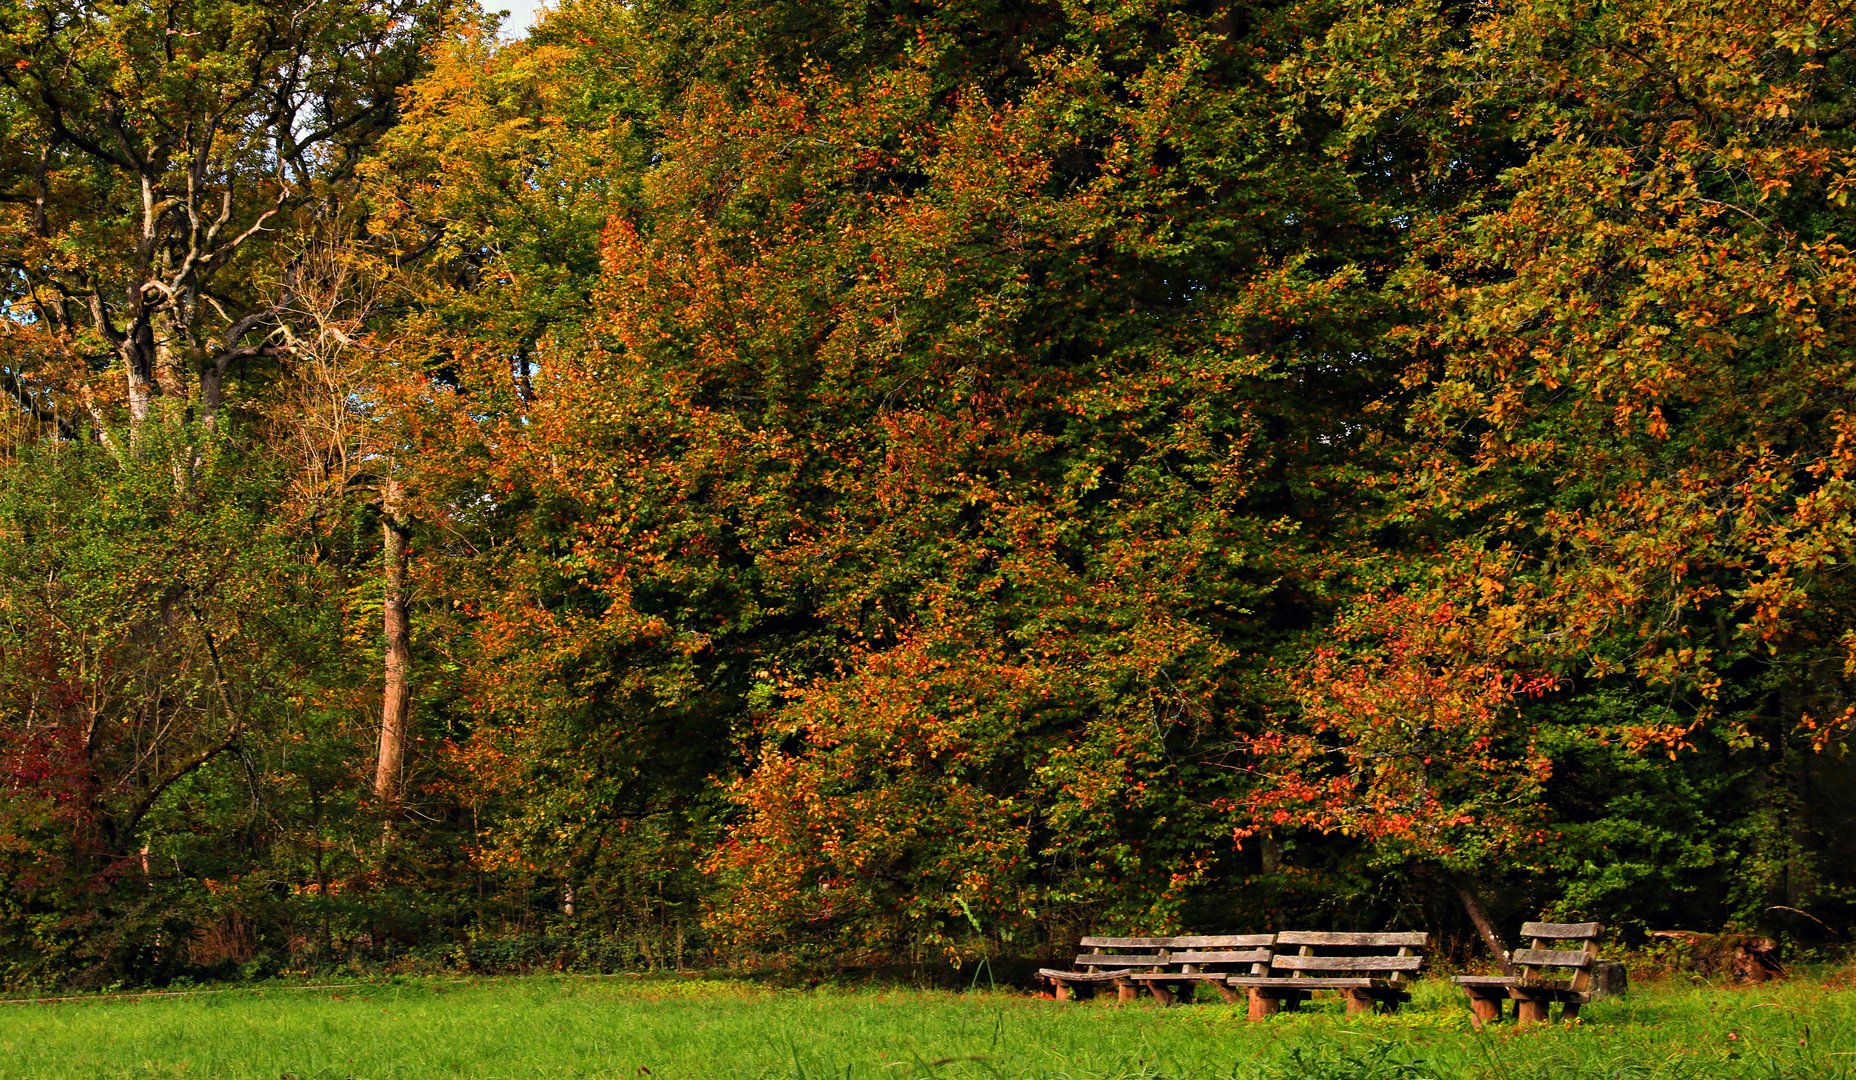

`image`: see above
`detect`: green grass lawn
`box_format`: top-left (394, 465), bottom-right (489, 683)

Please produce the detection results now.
top-left (2, 972), bottom-right (1852, 1079)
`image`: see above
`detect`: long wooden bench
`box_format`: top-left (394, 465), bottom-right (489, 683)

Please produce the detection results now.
top-left (1124, 935), bottom-right (1275, 1005)
top-left (1227, 931), bottom-right (1428, 1019)
top-left (1455, 921), bottom-right (1622, 1026)
top-left (1038, 935), bottom-right (1273, 1004)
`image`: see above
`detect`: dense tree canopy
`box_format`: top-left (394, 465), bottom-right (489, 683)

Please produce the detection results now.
top-left (2, 0), bottom-right (1854, 988)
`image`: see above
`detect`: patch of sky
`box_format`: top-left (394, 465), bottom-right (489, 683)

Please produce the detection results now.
top-left (494, 0), bottom-right (548, 38)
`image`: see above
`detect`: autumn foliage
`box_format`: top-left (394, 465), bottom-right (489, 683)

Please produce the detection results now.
top-left (3, 0), bottom-right (1856, 986)
top-left (1239, 594), bottom-right (1556, 871)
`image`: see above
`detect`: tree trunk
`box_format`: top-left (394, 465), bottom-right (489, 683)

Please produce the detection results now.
top-left (1455, 876), bottom-right (1509, 970)
top-left (373, 479), bottom-right (412, 809)
top-left (121, 338), bottom-right (152, 436)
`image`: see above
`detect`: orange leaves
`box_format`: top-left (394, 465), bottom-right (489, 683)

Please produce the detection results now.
top-left (1798, 706), bottom-right (1856, 754)
top-left (1237, 591), bottom-right (1555, 870)
top-left (1618, 717), bottom-right (1702, 760)
top-left (1327, 0), bottom-right (1856, 771)
top-left (707, 634), bottom-right (1046, 958)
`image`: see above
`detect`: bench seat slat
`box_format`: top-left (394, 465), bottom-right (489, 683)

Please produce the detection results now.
top-left (1511, 948), bottom-right (1592, 967)
top-left (1076, 937), bottom-right (1175, 949)
top-left (1274, 931), bottom-right (1429, 948)
top-left (1168, 949), bottom-right (1271, 964)
top-left (1037, 969), bottom-right (1129, 983)
top-left (1078, 935), bottom-right (1273, 949)
top-left (1272, 954), bottom-right (1423, 972)
top-left (1229, 976), bottom-right (1408, 991)
top-left (1127, 971), bottom-right (1248, 982)
top-left (1520, 921), bottom-right (1600, 940)
top-left (1453, 975), bottom-right (1518, 988)
top-left (1160, 934), bottom-right (1274, 948)
top-left (1075, 953), bottom-right (1167, 966)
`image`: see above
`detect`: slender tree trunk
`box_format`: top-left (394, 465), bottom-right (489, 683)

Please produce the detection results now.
top-left (121, 339), bottom-right (152, 437)
top-left (1454, 875), bottom-right (1509, 970)
top-left (311, 784), bottom-right (333, 957)
top-left (373, 479), bottom-right (412, 809)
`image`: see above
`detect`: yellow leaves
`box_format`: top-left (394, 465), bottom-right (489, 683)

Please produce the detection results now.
top-left (1830, 165), bottom-right (1856, 208)
top-left (1769, 22), bottom-right (1822, 55)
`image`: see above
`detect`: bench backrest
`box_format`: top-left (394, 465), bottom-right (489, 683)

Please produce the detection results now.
top-left (1268, 931), bottom-right (1429, 982)
top-left (1512, 921), bottom-right (1601, 992)
top-left (1074, 934), bottom-right (1274, 975)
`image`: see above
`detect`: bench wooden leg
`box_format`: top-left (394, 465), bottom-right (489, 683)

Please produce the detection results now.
top-left (1116, 981), bottom-right (1138, 1005)
top-left (1560, 1002), bottom-right (1580, 1022)
top-left (1247, 989), bottom-right (1279, 1021)
top-left (1052, 983), bottom-right (1074, 1002)
top-left (1212, 982), bottom-right (1243, 1005)
top-left (1345, 990), bottom-right (1372, 1015)
top-left (1467, 995), bottom-right (1503, 1028)
top-left (1147, 982), bottom-right (1176, 1006)
top-left (1516, 998), bottom-right (1549, 1025)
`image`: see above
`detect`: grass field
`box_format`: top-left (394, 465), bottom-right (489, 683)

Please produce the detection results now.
top-left (2, 972), bottom-right (1853, 1078)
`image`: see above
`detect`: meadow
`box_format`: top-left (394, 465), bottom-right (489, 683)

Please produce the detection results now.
top-left (2, 972), bottom-right (1852, 1079)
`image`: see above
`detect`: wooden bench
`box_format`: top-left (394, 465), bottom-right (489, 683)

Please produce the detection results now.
top-left (1124, 935), bottom-right (1275, 1005)
top-left (1227, 931), bottom-right (1428, 1019)
top-left (1037, 935), bottom-right (1273, 1004)
top-left (1455, 921), bottom-right (1620, 1026)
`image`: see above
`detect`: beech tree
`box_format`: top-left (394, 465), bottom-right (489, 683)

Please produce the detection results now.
top-left (1256, 0), bottom-right (1856, 934)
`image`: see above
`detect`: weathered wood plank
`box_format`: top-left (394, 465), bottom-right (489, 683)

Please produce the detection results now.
top-left (1075, 953), bottom-right (1165, 966)
top-left (1162, 934), bottom-right (1276, 948)
top-left (1168, 949), bottom-right (1272, 965)
top-left (1077, 937), bottom-right (1176, 949)
top-left (1273, 954), bottom-right (1423, 972)
top-left (1520, 921), bottom-right (1600, 940)
top-left (1512, 947), bottom-right (1593, 968)
top-left (1274, 931), bottom-right (1429, 948)
top-left (1231, 976), bottom-right (1406, 990)
top-left (1079, 935), bottom-right (1272, 949)
top-left (1037, 968), bottom-right (1128, 982)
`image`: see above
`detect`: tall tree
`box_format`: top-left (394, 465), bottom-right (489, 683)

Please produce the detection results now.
top-left (412, 0), bottom-right (1411, 962)
top-left (0, 0), bottom-right (463, 985)
top-left (1264, 0), bottom-right (1856, 932)
top-left (0, 0), bottom-right (457, 439)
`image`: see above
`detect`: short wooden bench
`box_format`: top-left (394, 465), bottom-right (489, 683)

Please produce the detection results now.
top-left (1037, 935), bottom-right (1273, 1004)
top-left (1227, 931), bottom-right (1428, 1019)
top-left (1455, 921), bottom-right (1621, 1026)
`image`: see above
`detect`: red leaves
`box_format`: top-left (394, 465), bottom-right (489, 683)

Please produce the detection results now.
top-left (1236, 592), bottom-right (1555, 871)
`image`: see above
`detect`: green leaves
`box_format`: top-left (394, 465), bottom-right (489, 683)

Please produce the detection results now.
top-left (10, 0), bottom-right (1856, 988)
